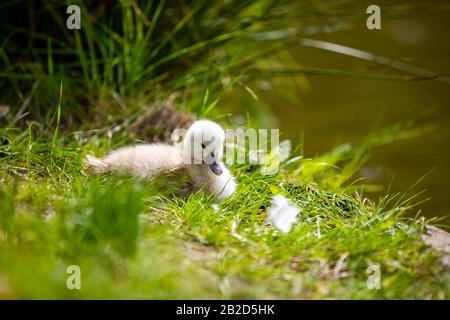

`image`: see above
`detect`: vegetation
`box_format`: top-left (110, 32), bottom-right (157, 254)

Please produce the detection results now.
top-left (0, 0), bottom-right (448, 299)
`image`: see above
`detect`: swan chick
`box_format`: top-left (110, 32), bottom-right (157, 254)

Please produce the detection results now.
top-left (84, 120), bottom-right (236, 201)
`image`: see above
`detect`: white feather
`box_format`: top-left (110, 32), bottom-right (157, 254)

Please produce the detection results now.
top-left (266, 195), bottom-right (300, 234)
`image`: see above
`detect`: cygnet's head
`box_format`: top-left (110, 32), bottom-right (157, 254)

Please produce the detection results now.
top-left (183, 120), bottom-right (225, 175)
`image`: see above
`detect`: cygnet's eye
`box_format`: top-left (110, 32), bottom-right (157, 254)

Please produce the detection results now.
top-left (202, 143), bottom-right (206, 149)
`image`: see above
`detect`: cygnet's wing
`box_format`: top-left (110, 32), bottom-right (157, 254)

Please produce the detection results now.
top-left (148, 166), bottom-right (194, 197)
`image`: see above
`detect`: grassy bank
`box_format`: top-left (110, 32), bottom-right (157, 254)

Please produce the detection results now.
top-left (0, 1), bottom-right (449, 299)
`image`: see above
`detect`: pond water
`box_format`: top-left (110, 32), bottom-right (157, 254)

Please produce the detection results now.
top-left (224, 5), bottom-right (450, 225)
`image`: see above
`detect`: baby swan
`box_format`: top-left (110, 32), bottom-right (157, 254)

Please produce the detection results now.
top-left (84, 120), bottom-right (236, 202)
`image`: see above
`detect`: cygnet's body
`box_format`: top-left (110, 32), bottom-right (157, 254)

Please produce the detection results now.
top-left (84, 120), bottom-right (236, 201)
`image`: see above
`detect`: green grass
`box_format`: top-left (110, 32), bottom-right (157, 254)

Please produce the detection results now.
top-left (0, 0), bottom-right (449, 299)
top-left (0, 120), bottom-right (448, 299)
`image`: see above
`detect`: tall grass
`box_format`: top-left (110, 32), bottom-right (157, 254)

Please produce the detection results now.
top-left (1, 0), bottom-right (440, 131)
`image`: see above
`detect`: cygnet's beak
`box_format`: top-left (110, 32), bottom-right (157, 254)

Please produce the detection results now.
top-left (209, 162), bottom-right (223, 176)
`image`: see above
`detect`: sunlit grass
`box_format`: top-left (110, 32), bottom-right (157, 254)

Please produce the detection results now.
top-left (0, 0), bottom-right (449, 299)
top-left (0, 122), bottom-right (448, 299)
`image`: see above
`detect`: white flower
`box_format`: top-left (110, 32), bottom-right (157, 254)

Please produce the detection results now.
top-left (266, 194), bottom-right (300, 234)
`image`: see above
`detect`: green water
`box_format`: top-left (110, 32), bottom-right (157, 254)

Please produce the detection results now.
top-left (226, 4), bottom-right (450, 225)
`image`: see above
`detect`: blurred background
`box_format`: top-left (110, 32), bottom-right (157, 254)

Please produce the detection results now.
top-left (223, 2), bottom-right (450, 225)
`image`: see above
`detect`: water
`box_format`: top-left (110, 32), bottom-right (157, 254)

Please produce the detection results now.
top-left (225, 5), bottom-right (450, 225)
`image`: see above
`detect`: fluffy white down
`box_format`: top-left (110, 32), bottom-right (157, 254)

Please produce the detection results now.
top-left (98, 144), bottom-right (182, 179)
top-left (186, 163), bottom-right (236, 202)
top-left (266, 195), bottom-right (300, 233)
